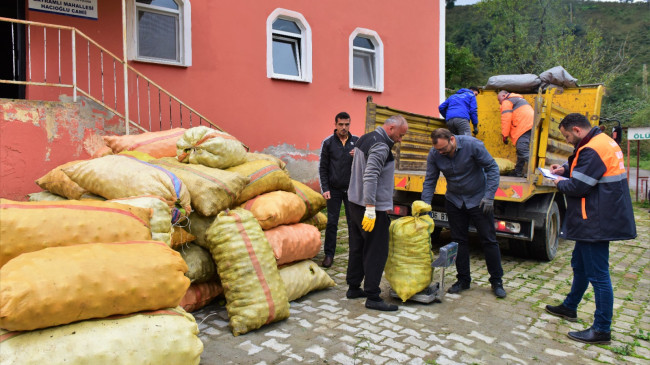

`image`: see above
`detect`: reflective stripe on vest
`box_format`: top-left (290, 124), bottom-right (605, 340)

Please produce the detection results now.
top-left (570, 133), bottom-right (626, 219)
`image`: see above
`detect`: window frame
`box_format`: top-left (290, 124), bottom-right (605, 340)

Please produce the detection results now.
top-left (266, 8), bottom-right (312, 83)
top-left (126, 0), bottom-right (192, 67)
top-left (349, 28), bottom-right (383, 92)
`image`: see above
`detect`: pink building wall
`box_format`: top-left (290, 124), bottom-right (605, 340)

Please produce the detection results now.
top-left (2, 0), bottom-right (443, 199)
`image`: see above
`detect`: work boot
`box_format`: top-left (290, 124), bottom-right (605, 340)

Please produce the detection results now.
top-left (492, 284), bottom-right (507, 298)
top-left (447, 281), bottom-right (470, 294)
top-left (567, 327), bottom-right (611, 345)
top-left (545, 304), bottom-right (578, 322)
top-left (346, 287), bottom-right (367, 299)
top-left (321, 256), bottom-right (333, 268)
top-left (365, 299), bottom-right (398, 312)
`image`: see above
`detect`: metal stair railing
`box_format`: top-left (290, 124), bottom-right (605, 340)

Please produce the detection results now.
top-left (0, 17), bottom-right (224, 135)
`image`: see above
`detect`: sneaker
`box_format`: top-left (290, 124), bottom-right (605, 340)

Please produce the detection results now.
top-left (346, 287), bottom-right (367, 299)
top-left (545, 304), bottom-right (578, 322)
top-left (365, 299), bottom-right (398, 311)
top-left (447, 281), bottom-right (470, 294)
top-left (492, 285), bottom-right (507, 298)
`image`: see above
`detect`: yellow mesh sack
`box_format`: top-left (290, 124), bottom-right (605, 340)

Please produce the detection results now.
top-left (27, 191), bottom-right (67, 201)
top-left (63, 155), bottom-right (192, 222)
top-left (226, 160), bottom-right (295, 205)
top-left (176, 126), bottom-right (247, 169)
top-left (279, 260), bottom-right (336, 301)
top-left (264, 223), bottom-right (322, 265)
top-left (300, 211), bottom-right (328, 231)
top-left (0, 199), bottom-right (152, 268)
top-left (104, 128), bottom-right (187, 158)
top-left (245, 152), bottom-right (288, 172)
top-left (35, 160), bottom-right (88, 199)
top-left (0, 241), bottom-right (189, 331)
top-left (292, 179), bottom-right (326, 220)
top-left (0, 307), bottom-right (203, 365)
top-left (241, 191), bottom-right (306, 230)
top-left (180, 282), bottom-right (223, 313)
top-left (176, 242), bottom-right (218, 283)
top-left (205, 209), bottom-right (289, 336)
top-left (152, 157), bottom-right (249, 216)
top-left (110, 195), bottom-right (173, 246)
top-left (495, 157), bottom-right (515, 174)
top-left (385, 200), bottom-right (435, 302)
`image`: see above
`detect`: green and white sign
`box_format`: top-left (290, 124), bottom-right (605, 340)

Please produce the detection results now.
top-left (628, 127), bottom-right (650, 141)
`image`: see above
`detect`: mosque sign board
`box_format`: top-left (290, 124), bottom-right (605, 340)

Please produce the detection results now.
top-left (29, 0), bottom-right (98, 20)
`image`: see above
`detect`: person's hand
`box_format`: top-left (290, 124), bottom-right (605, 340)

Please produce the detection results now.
top-left (479, 198), bottom-right (494, 216)
top-left (550, 164), bottom-right (565, 176)
top-left (361, 206), bottom-right (376, 232)
top-left (323, 191), bottom-right (331, 200)
top-left (473, 125), bottom-right (479, 136)
top-left (349, 149), bottom-right (355, 156)
top-left (553, 178), bottom-right (561, 186)
top-left (502, 136), bottom-right (509, 145)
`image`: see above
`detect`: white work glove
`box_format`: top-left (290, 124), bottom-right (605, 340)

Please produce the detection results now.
top-left (361, 206), bottom-right (376, 232)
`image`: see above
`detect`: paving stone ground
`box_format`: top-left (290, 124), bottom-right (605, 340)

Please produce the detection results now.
top-left (194, 207), bottom-right (650, 365)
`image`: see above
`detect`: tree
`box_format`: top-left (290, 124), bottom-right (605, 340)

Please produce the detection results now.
top-left (445, 42), bottom-right (482, 90)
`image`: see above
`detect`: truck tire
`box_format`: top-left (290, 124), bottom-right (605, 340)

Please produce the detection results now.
top-left (528, 201), bottom-right (560, 261)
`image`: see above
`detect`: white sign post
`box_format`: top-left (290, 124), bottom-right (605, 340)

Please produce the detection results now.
top-left (628, 127), bottom-right (650, 141)
top-left (29, 0), bottom-right (98, 20)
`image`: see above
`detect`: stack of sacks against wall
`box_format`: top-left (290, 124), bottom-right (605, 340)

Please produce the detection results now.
top-left (63, 155), bottom-right (192, 223)
top-left (0, 241), bottom-right (189, 331)
top-left (0, 307), bottom-right (203, 365)
top-left (0, 199), bottom-right (152, 268)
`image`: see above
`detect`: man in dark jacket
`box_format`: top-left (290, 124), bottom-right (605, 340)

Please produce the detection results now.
top-left (421, 128), bottom-right (506, 299)
top-left (318, 112), bottom-right (359, 268)
top-left (545, 113), bottom-right (636, 345)
top-left (438, 87), bottom-right (480, 136)
top-left (346, 115), bottom-right (408, 311)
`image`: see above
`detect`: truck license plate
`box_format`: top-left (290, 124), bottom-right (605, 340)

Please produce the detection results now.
top-left (432, 211), bottom-right (448, 222)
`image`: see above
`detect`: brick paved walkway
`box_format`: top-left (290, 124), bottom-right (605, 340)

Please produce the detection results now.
top-left (195, 207), bottom-right (650, 364)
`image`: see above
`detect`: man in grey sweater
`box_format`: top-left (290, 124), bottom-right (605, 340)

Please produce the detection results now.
top-left (346, 115), bottom-right (408, 311)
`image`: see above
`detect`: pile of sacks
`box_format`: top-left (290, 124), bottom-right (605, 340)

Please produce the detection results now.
top-left (0, 127), bottom-right (334, 361)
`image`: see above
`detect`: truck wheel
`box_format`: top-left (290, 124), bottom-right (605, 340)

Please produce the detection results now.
top-left (528, 201), bottom-right (560, 261)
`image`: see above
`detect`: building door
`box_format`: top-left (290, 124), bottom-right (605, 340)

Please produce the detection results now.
top-left (0, 0), bottom-right (26, 99)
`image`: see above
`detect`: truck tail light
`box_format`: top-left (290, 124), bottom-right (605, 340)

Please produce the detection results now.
top-left (389, 205), bottom-right (408, 216)
top-left (495, 220), bottom-right (521, 234)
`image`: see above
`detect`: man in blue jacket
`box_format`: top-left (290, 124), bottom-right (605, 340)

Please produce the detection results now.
top-left (421, 128), bottom-right (506, 298)
top-left (545, 113), bottom-right (636, 345)
top-left (319, 112), bottom-right (359, 268)
top-left (438, 87), bottom-right (480, 136)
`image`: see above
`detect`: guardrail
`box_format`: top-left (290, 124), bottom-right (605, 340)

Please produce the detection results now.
top-left (0, 17), bottom-right (222, 135)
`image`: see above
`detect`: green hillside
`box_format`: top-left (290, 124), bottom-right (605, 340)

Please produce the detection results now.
top-left (446, 0), bottom-right (649, 164)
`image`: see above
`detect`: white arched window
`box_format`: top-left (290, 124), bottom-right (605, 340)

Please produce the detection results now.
top-left (127, 0), bottom-right (192, 66)
top-left (266, 9), bottom-right (312, 82)
top-left (349, 28), bottom-right (383, 92)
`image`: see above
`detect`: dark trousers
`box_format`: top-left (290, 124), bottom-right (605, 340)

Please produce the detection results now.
top-left (324, 188), bottom-right (350, 257)
top-left (514, 130), bottom-right (531, 176)
top-left (563, 241), bottom-right (613, 333)
top-left (346, 202), bottom-right (390, 301)
top-left (445, 200), bottom-right (503, 286)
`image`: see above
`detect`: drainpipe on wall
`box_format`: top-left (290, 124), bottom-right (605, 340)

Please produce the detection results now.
top-left (122, 0), bottom-right (130, 135)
